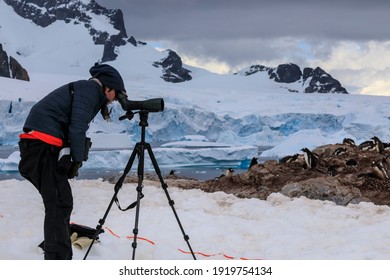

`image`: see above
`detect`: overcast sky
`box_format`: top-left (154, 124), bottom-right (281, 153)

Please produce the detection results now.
top-left (96, 0), bottom-right (390, 95)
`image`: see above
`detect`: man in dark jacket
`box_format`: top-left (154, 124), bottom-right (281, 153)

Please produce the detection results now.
top-left (18, 63), bottom-right (127, 260)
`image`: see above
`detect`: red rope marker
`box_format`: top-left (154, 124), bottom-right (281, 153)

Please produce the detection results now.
top-left (178, 249), bottom-right (216, 257)
top-left (105, 226), bottom-right (121, 238)
top-left (178, 249), bottom-right (264, 260)
top-left (222, 254), bottom-right (235, 259)
top-left (126, 236), bottom-right (155, 245)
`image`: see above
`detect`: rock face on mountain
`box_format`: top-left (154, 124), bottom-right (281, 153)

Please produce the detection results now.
top-left (153, 50), bottom-right (192, 83)
top-left (239, 63), bottom-right (348, 94)
top-left (0, 43), bottom-right (30, 81)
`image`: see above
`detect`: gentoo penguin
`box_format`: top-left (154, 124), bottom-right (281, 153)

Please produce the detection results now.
top-left (327, 165), bottom-right (338, 176)
top-left (301, 148), bottom-right (317, 169)
top-left (248, 157), bottom-right (258, 170)
top-left (343, 138), bottom-right (356, 146)
top-left (225, 168), bottom-right (235, 177)
top-left (358, 139), bottom-right (375, 151)
top-left (166, 169), bottom-right (179, 179)
top-left (332, 147), bottom-right (347, 157)
top-left (382, 156), bottom-right (390, 171)
top-left (371, 136), bottom-right (385, 154)
top-left (371, 160), bottom-right (389, 180)
top-left (279, 154), bottom-right (299, 164)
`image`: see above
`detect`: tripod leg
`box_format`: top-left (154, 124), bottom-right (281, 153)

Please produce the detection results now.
top-left (83, 143), bottom-right (141, 260)
top-left (145, 143), bottom-right (197, 260)
top-left (131, 142), bottom-right (146, 260)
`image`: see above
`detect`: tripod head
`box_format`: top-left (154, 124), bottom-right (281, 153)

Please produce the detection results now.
top-left (119, 109), bottom-right (153, 127)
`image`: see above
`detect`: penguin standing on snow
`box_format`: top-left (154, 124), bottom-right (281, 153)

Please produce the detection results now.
top-left (301, 148), bottom-right (317, 169)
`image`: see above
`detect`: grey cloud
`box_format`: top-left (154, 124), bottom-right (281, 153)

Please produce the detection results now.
top-left (98, 0), bottom-right (390, 41)
top-left (96, 0), bottom-right (390, 75)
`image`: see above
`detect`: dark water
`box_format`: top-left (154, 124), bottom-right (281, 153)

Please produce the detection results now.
top-left (0, 146), bottom-right (269, 181)
top-left (0, 145), bottom-right (249, 181)
top-left (0, 166), bottom-right (248, 181)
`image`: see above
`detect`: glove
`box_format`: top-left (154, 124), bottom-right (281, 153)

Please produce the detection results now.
top-left (57, 154), bottom-right (72, 174)
top-left (68, 162), bottom-right (82, 179)
top-left (72, 236), bottom-right (94, 250)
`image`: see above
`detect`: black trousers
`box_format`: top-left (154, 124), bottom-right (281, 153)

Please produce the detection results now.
top-left (18, 139), bottom-right (73, 260)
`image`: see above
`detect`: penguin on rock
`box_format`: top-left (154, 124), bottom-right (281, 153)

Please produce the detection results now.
top-left (342, 138), bottom-right (356, 146)
top-left (371, 136), bottom-right (385, 154)
top-left (301, 148), bottom-right (317, 169)
top-left (226, 168), bottom-right (235, 177)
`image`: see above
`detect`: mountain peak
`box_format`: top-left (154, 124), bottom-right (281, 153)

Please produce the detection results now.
top-left (236, 63), bottom-right (348, 94)
top-left (4, 0), bottom-right (129, 62)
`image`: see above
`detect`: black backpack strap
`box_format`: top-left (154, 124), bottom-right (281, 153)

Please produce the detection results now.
top-left (68, 82), bottom-right (75, 96)
top-left (63, 83), bottom-right (74, 143)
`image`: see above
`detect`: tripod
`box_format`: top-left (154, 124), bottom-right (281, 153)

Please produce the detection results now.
top-left (83, 110), bottom-right (196, 260)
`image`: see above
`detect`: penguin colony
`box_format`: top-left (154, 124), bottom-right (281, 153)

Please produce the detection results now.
top-left (276, 136), bottom-right (390, 183)
top-left (154, 135), bottom-right (390, 207)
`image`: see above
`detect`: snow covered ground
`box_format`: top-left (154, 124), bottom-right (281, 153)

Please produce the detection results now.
top-left (1, 178), bottom-right (390, 261)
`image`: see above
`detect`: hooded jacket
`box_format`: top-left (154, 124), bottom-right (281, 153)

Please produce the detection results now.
top-left (23, 79), bottom-right (107, 163)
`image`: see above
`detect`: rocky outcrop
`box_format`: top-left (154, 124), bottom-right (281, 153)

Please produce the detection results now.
top-left (3, 0), bottom-right (135, 63)
top-left (153, 50), bottom-right (192, 83)
top-left (303, 67), bottom-right (348, 93)
top-left (109, 136), bottom-right (390, 207)
top-left (0, 43), bottom-right (29, 81)
top-left (127, 36), bottom-right (147, 47)
top-left (238, 63), bottom-right (348, 94)
top-left (199, 137), bottom-right (390, 206)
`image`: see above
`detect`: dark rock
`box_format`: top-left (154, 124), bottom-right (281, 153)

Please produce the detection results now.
top-left (101, 40), bottom-right (117, 62)
top-left (128, 36), bottom-right (137, 47)
top-left (0, 44), bottom-right (29, 81)
top-left (271, 63), bottom-right (302, 83)
top-left (0, 44), bottom-right (11, 78)
top-left (153, 50), bottom-right (192, 83)
top-left (238, 63), bottom-right (348, 94)
top-left (9, 56), bottom-right (30, 81)
top-left (240, 65), bottom-right (270, 76)
top-left (303, 67), bottom-right (348, 94)
top-left (280, 177), bottom-right (364, 206)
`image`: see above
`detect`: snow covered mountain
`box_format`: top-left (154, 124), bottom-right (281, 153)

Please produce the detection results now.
top-left (1, 0), bottom-right (347, 90)
top-left (1, 0), bottom-right (389, 172)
